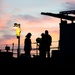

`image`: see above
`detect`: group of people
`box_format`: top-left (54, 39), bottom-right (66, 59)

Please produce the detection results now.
top-left (24, 30), bottom-right (52, 58)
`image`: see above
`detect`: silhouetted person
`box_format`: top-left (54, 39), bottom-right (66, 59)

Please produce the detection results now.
top-left (39, 33), bottom-right (46, 58)
top-left (24, 33), bottom-right (32, 57)
top-left (45, 30), bottom-right (52, 58)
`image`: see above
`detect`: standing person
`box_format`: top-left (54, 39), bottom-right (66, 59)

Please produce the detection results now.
top-left (24, 33), bottom-right (32, 57)
top-left (39, 33), bottom-right (46, 58)
top-left (45, 30), bottom-right (52, 58)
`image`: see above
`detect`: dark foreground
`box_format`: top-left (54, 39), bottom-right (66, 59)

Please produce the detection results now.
top-left (0, 52), bottom-right (75, 66)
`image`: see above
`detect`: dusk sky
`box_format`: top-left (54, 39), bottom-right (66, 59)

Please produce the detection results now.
top-left (0, 0), bottom-right (75, 49)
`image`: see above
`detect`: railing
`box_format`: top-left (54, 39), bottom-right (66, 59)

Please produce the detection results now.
top-left (0, 47), bottom-right (59, 58)
top-left (0, 41), bottom-right (59, 58)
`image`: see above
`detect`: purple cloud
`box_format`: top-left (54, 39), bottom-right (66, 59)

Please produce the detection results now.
top-left (2, 34), bottom-right (15, 40)
top-left (63, 2), bottom-right (75, 10)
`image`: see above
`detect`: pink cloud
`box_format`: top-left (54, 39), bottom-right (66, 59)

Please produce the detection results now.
top-left (62, 0), bottom-right (75, 10)
top-left (0, 14), bottom-right (12, 30)
top-left (0, 14), bottom-right (60, 50)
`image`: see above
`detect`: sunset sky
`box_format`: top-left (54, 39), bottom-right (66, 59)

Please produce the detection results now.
top-left (0, 0), bottom-right (75, 49)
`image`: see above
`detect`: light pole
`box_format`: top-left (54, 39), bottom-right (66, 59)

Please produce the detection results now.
top-left (13, 23), bottom-right (21, 58)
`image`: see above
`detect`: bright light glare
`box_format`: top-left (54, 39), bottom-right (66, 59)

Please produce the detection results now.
top-left (13, 26), bottom-right (18, 29)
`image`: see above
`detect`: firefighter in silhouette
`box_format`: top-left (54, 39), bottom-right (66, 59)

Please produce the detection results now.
top-left (24, 33), bottom-right (32, 57)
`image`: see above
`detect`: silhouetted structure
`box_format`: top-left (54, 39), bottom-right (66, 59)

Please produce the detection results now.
top-left (5, 45), bottom-right (10, 52)
top-left (12, 43), bottom-right (14, 53)
top-left (13, 23), bottom-right (21, 58)
top-left (41, 10), bottom-right (75, 58)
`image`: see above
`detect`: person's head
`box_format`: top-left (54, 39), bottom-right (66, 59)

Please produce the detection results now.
top-left (41, 33), bottom-right (45, 38)
top-left (25, 33), bottom-right (32, 38)
top-left (45, 30), bottom-right (48, 35)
